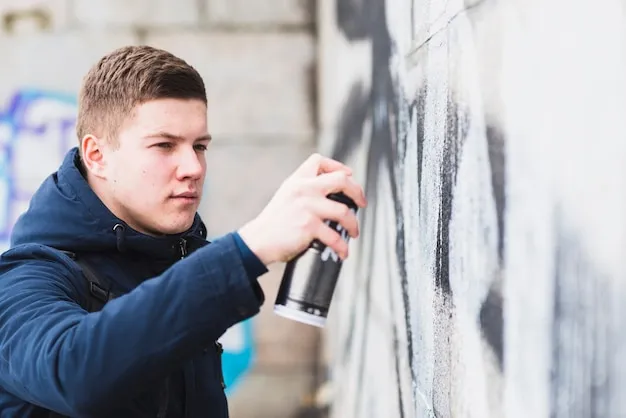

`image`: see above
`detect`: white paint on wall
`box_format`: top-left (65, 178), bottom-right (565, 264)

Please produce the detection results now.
top-left (323, 0), bottom-right (626, 417)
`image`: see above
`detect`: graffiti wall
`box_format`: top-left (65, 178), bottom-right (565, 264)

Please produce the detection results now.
top-left (0, 90), bottom-right (76, 247)
top-left (0, 89), bottom-right (255, 394)
top-left (320, 0), bottom-right (626, 417)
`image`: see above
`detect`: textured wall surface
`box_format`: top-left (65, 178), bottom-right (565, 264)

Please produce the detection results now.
top-left (0, 1), bottom-right (319, 415)
top-left (319, 0), bottom-right (626, 417)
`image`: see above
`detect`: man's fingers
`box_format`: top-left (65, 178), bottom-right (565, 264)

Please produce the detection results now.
top-left (307, 171), bottom-right (367, 208)
top-left (317, 157), bottom-right (352, 176)
top-left (294, 153), bottom-right (352, 178)
top-left (315, 221), bottom-right (349, 260)
top-left (305, 196), bottom-right (359, 238)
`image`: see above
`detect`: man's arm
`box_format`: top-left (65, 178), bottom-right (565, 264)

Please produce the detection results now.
top-left (0, 233), bottom-right (259, 416)
top-left (0, 152), bottom-right (367, 416)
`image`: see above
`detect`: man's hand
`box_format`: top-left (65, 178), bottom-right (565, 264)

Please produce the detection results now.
top-left (238, 153), bottom-right (367, 266)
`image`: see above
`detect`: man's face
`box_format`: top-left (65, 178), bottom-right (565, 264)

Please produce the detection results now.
top-left (102, 98), bottom-right (210, 236)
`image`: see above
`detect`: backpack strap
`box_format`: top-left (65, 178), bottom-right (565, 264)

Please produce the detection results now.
top-left (51, 250), bottom-right (170, 417)
top-left (60, 251), bottom-right (116, 313)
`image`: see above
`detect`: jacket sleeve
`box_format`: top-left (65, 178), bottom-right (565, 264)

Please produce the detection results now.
top-left (0, 233), bottom-right (263, 416)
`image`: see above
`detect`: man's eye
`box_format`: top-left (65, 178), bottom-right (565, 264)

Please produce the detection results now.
top-left (156, 143), bottom-right (174, 149)
top-left (194, 144), bottom-right (208, 152)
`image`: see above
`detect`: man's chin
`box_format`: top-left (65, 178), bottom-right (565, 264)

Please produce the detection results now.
top-left (152, 215), bottom-right (196, 236)
top-left (169, 220), bottom-right (196, 235)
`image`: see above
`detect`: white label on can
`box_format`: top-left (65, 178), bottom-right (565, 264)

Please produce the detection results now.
top-left (320, 207), bottom-right (356, 262)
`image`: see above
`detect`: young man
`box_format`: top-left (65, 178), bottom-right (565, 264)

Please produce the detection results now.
top-left (0, 46), bottom-right (366, 417)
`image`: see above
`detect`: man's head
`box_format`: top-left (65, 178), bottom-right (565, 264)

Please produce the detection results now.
top-left (77, 45), bottom-right (210, 237)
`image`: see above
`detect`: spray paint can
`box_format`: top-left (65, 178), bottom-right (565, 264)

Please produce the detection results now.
top-left (274, 192), bottom-right (358, 327)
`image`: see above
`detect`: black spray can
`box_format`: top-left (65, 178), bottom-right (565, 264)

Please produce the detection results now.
top-left (274, 192), bottom-right (358, 327)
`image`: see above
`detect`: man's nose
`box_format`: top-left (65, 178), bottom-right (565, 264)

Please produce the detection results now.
top-left (176, 147), bottom-right (204, 180)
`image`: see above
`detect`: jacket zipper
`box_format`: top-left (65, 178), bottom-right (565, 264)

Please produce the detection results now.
top-left (179, 238), bottom-right (188, 259)
top-left (180, 237), bottom-right (225, 390)
top-left (215, 342), bottom-right (226, 389)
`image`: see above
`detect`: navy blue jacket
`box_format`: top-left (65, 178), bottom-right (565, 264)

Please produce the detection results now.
top-left (0, 148), bottom-right (267, 417)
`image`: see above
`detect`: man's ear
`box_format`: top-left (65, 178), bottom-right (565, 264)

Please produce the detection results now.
top-left (81, 134), bottom-right (107, 179)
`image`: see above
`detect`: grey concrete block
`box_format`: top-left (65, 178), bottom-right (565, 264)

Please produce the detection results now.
top-left (72, 0), bottom-right (200, 27)
top-left (227, 369), bottom-right (316, 418)
top-left (255, 264), bottom-right (320, 368)
top-left (0, 0), bottom-right (72, 33)
top-left (0, 30), bottom-right (139, 100)
top-left (144, 31), bottom-right (316, 142)
top-left (204, 0), bottom-right (314, 27)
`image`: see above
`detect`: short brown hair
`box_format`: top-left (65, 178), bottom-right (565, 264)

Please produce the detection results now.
top-left (76, 45), bottom-right (206, 146)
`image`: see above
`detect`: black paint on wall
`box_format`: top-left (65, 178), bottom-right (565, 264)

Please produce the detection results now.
top-left (333, 84), bottom-right (369, 163)
top-left (486, 127), bottom-right (507, 366)
top-left (416, 87), bottom-right (427, 193)
top-left (334, 0), bottom-right (509, 413)
top-left (435, 95), bottom-right (468, 296)
top-left (396, 96), bottom-right (418, 417)
top-left (479, 283), bottom-right (504, 368)
top-left (486, 125), bottom-right (506, 263)
top-left (431, 93), bottom-right (469, 416)
top-left (334, 1), bottom-right (411, 416)
top-left (478, 125), bottom-right (506, 369)
top-left (336, 0), bottom-right (369, 40)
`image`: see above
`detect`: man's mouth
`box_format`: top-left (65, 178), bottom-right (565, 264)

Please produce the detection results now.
top-left (172, 192), bottom-right (198, 198)
top-left (171, 192), bottom-right (199, 203)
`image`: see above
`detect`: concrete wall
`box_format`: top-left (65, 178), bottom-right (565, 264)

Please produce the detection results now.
top-left (319, 0), bottom-right (626, 417)
top-left (0, 1), bottom-right (320, 415)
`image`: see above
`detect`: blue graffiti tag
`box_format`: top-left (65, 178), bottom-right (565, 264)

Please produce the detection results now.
top-left (0, 90), bottom-right (76, 247)
top-left (0, 89), bottom-right (255, 394)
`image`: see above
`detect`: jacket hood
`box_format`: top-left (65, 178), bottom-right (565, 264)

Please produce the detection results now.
top-left (10, 147), bottom-right (207, 259)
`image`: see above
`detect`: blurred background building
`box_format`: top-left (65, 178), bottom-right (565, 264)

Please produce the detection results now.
top-left (2, 1), bottom-right (626, 418)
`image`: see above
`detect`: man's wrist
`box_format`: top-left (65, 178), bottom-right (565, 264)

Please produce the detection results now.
top-left (237, 220), bottom-right (274, 266)
top-left (232, 232), bottom-right (268, 278)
